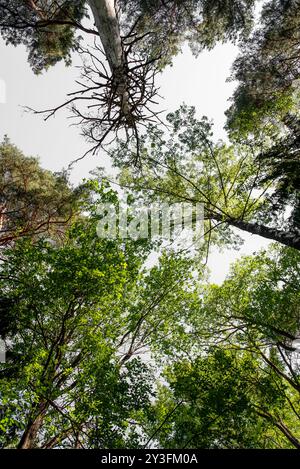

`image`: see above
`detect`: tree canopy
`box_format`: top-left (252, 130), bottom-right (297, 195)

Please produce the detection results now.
top-left (225, 0), bottom-right (300, 234)
top-left (0, 180), bottom-right (202, 448)
top-left (111, 105), bottom-right (300, 250)
top-left (0, 1), bottom-right (88, 74)
top-left (1, 167), bottom-right (299, 448)
top-left (0, 1), bottom-right (256, 73)
top-left (0, 137), bottom-right (80, 247)
top-left (227, 0), bottom-right (300, 134)
top-left (1, 0), bottom-right (300, 453)
top-left (144, 245), bottom-right (300, 449)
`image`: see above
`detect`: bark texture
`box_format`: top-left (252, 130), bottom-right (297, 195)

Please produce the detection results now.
top-left (210, 212), bottom-right (300, 250)
top-left (227, 218), bottom-right (300, 250)
top-left (88, 0), bottom-right (132, 120)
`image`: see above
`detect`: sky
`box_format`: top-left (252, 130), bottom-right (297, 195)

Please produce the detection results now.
top-left (0, 25), bottom-right (271, 283)
top-left (0, 40), bottom-right (238, 175)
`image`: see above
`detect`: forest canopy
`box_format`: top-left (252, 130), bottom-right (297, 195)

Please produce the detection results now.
top-left (0, 0), bottom-right (299, 451)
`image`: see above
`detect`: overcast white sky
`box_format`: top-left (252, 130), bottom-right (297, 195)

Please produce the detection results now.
top-left (0, 40), bottom-right (238, 171)
top-left (0, 28), bottom-right (270, 283)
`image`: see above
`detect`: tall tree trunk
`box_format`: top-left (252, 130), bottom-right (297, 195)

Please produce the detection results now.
top-left (211, 212), bottom-right (300, 250)
top-left (226, 218), bottom-right (300, 250)
top-left (18, 401), bottom-right (48, 449)
top-left (87, 0), bottom-right (132, 120)
top-left (87, 0), bottom-right (123, 72)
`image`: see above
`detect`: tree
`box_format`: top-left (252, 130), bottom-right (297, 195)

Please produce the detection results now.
top-left (119, 0), bottom-right (256, 66)
top-left (0, 181), bottom-right (201, 448)
top-left (0, 137), bottom-right (80, 247)
top-left (226, 0), bottom-right (300, 135)
top-left (0, 1), bottom-right (88, 73)
top-left (142, 245), bottom-right (300, 449)
top-left (224, 1), bottom-right (300, 234)
top-left (0, 1), bottom-right (257, 159)
top-left (146, 349), bottom-right (300, 448)
top-left (188, 245), bottom-right (300, 447)
top-left (112, 105), bottom-right (300, 250)
top-left (0, 1), bottom-right (256, 73)
top-left (196, 245), bottom-right (300, 353)
top-left (1, 173), bottom-right (299, 449)
top-left (256, 115), bottom-right (300, 240)
top-left (194, 245), bottom-right (300, 393)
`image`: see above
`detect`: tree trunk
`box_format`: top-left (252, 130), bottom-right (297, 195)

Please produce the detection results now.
top-left (87, 0), bottom-right (132, 120)
top-left (211, 212), bottom-right (300, 250)
top-left (87, 0), bottom-right (123, 72)
top-left (18, 401), bottom-right (48, 449)
top-left (226, 218), bottom-right (300, 250)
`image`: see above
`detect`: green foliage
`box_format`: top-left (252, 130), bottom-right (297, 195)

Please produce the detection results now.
top-left (147, 348), bottom-right (297, 448)
top-left (0, 218), bottom-right (143, 446)
top-left (1, 0), bottom-right (300, 452)
top-left (225, 1), bottom-right (300, 229)
top-left (0, 0), bottom-right (257, 74)
top-left (226, 0), bottom-right (300, 134)
top-left (0, 181), bottom-right (202, 448)
top-left (1, 176), bottom-right (299, 449)
top-left (256, 116), bottom-right (300, 233)
top-left (0, 137), bottom-right (80, 246)
top-left (120, 0), bottom-right (256, 69)
top-left (0, 1), bottom-right (87, 73)
top-left (143, 245), bottom-right (300, 449)
top-left (114, 105), bottom-right (298, 248)
top-left (197, 244), bottom-right (300, 349)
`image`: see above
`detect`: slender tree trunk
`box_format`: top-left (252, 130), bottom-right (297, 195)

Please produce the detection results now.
top-left (87, 0), bottom-right (132, 119)
top-left (211, 213), bottom-right (300, 250)
top-left (227, 218), bottom-right (300, 250)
